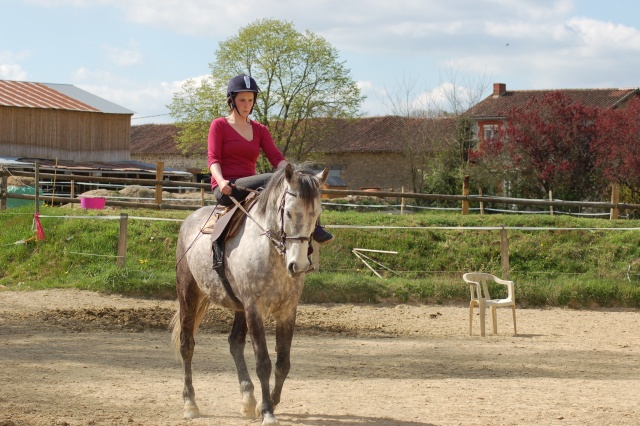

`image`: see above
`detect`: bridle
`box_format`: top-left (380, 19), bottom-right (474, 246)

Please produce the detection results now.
top-left (229, 187), bottom-right (314, 258)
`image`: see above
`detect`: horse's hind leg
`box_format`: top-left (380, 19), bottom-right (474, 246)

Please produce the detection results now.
top-left (271, 311), bottom-right (296, 408)
top-left (229, 311), bottom-right (258, 418)
top-left (173, 267), bottom-right (208, 419)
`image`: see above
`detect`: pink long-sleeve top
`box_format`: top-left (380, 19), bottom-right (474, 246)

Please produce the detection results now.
top-left (207, 117), bottom-right (286, 190)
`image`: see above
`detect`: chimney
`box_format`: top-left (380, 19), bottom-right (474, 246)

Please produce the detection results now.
top-left (493, 83), bottom-right (506, 97)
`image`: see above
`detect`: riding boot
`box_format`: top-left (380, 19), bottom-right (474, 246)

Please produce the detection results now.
top-left (212, 238), bottom-right (224, 271)
top-left (312, 220), bottom-right (334, 244)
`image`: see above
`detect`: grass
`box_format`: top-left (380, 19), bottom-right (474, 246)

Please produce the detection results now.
top-left (3, 204), bottom-right (640, 307)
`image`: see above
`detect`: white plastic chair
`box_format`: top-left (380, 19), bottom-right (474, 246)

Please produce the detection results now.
top-left (463, 272), bottom-right (517, 336)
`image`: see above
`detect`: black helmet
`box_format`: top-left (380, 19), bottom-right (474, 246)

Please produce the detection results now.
top-left (227, 74), bottom-right (260, 98)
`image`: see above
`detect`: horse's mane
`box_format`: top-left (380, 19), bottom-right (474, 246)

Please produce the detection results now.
top-left (255, 165), bottom-right (322, 217)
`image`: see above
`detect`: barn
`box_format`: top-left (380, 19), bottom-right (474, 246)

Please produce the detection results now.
top-left (0, 80), bottom-right (134, 162)
top-left (0, 80), bottom-right (191, 199)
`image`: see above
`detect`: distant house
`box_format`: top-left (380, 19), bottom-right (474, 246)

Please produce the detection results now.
top-left (130, 124), bottom-right (207, 181)
top-left (466, 83), bottom-right (640, 144)
top-left (130, 116), bottom-right (457, 191)
top-left (0, 80), bottom-right (135, 162)
top-left (308, 116), bottom-right (457, 191)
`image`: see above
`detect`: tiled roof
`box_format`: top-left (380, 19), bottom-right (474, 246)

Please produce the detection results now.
top-left (131, 124), bottom-right (181, 155)
top-left (467, 86), bottom-right (639, 119)
top-left (130, 117), bottom-right (457, 156)
top-left (0, 80), bottom-right (134, 114)
top-left (309, 116), bottom-right (457, 153)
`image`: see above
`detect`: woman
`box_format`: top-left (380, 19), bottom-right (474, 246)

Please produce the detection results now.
top-left (208, 74), bottom-right (333, 268)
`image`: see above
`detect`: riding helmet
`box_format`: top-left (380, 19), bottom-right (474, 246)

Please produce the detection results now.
top-left (227, 74), bottom-right (260, 98)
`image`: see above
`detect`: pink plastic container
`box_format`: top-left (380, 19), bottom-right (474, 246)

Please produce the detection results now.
top-left (80, 197), bottom-right (106, 210)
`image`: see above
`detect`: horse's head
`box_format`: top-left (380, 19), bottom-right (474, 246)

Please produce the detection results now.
top-left (258, 164), bottom-right (329, 278)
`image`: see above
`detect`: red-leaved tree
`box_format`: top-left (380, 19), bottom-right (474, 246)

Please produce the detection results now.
top-left (593, 96), bottom-right (640, 199)
top-left (470, 92), bottom-right (600, 200)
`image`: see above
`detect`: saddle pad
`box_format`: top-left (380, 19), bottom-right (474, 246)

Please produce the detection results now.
top-left (200, 191), bottom-right (260, 242)
top-left (200, 205), bottom-right (233, 234)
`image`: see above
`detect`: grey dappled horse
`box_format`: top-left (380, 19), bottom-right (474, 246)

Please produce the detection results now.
top-left (171, 164), bottom-right (328, 425)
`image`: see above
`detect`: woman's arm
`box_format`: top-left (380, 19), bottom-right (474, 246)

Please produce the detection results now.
top-left (210, 163), bottom-right (231, 195)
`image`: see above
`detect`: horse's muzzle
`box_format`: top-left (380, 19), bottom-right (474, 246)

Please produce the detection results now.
top-left (287, 261), bottom-right (311, 278)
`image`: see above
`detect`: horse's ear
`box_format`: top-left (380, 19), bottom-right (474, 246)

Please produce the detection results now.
top-left (285, 163), bottom-right (294, 182)
top-left (316, 166), bottom-right (330, 185)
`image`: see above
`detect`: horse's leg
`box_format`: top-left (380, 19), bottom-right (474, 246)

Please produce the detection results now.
top-left (228, 311), bottom-right (258, 418)
top-left (270, 310), bottom-right (296, 408)
top-left (174, 268), bottom-right (208, 419)
top-left (246, 306), bottom-right (278, 425)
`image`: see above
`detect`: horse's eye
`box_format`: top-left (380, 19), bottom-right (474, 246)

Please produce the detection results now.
top-left (286, 211), bottom-right (292, 219)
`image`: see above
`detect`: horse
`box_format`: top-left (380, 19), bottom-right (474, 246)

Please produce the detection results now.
top-left (171, 164), bottom-right (329, 425)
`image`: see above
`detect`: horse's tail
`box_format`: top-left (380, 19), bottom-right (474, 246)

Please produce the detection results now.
top-left (170, 296), bottom-right (211, 361)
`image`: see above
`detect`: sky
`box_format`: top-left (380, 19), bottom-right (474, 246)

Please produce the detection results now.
top-left (2, 0), bottom-right (640, 125)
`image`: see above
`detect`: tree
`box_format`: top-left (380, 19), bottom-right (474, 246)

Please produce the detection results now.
top-left (593, 97), bottom-right (640, 200)
top-left (169, 19), bottom-right (364, 167)
top-left (470, 92), bottom-right (599, 201)
top-left (167, 77), bottom-right (225, 158)
top-left (379, 71), bottom-right (490, 198)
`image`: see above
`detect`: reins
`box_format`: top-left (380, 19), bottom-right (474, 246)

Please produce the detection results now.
top-left (228, 184), bottom-right (313, 257)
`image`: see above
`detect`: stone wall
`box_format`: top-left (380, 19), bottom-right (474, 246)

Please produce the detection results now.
top-left (315, 152), bottom-right (414, 191)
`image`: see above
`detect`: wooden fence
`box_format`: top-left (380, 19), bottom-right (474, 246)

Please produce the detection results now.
top-left (3, 164), bottom-right (640, 218)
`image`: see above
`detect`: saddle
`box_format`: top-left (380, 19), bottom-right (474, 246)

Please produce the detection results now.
top-left (200, 191), bottom-right (260, 243)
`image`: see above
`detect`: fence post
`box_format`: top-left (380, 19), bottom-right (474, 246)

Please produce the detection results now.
top-left (610, 183), bottom-right (620, 220)
top-left (500, 225), bottom-right (510, 278)
top-left (549, 190), bottom-right (554, 216)
top-left (116, 213), bottom-right (129, 267)
top-left (34, 162), bottom-right (40, 214)
top-left (0, 167), bottom-right (6, 210)
top-left (462, 175), bottom-right (470, 215)
top-left (401, 186), bottom-right (405, 215)
top-left (478, 186), bottom-right (484, 215)
top-left (155, 161), bottom-right (164, 206)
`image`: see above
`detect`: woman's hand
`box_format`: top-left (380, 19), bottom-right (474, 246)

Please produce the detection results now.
top-left (219, 180), bottom-right (232, 195)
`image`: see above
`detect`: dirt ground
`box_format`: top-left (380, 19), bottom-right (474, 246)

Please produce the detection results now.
top-left (1, 289), bottom-right (640, 426)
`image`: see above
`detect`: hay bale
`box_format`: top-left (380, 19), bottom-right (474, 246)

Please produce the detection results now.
top-left (119, 185), bottom-right (156, 198)
top-left (7, 176), bottom-right (36, 187)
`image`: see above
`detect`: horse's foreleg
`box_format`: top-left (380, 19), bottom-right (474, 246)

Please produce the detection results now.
top-left (229, 311), bottom-right (257, 418)
top-left (271, 311), bottom-right (296, 408)
top-left (246, 306), bottom-right (278, 425)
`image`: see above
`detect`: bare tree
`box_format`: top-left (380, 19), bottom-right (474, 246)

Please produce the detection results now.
top-left (379, 69), bottom-right (491, 196)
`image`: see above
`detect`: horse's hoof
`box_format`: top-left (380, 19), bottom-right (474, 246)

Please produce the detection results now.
top-left (183, 401), bottom-right (200, 419)
top-left (261, 413), bottom-right (279, 425)
top-left (241, 394), bottom-right (258, 418)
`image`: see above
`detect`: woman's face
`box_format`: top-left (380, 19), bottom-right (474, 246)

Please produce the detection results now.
top-left (234, 92), bottom-right (255, 117)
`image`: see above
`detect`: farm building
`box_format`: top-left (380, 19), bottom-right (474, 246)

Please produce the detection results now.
top-left (130, 116), bottom-right (457, 192)
top-left (0, 80), bottom-right (135, 162)
top-left (306, 116), bottom-right (457, 192)
top-left (130, 124), bottom-right (208, 180)
top-left (466, 83), bottom-right (640, 144)
top-left (0, 80), bottom-right (191, 199)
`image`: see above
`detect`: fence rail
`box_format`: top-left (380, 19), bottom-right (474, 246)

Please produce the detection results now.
top-left (3, 165), bottom-right (640, 216)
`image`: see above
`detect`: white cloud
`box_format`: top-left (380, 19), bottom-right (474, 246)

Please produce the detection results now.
top-left (0, 50), bottom-right (30, 80)
top-left (72, 66), bottom-right (214, 123)
top-left (103, 42), bottom-right (143, 67)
